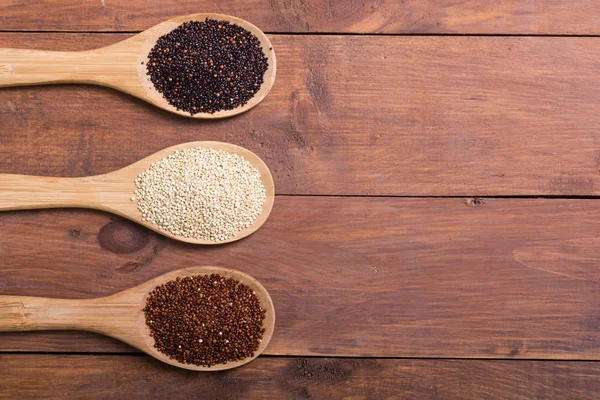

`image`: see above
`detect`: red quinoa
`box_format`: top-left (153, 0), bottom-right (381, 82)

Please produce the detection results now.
top-left (143, 274), bottom-right (266, 367)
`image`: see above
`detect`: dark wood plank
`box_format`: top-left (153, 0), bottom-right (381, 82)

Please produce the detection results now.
top-left (2, 34), bottom-right (600, 196)
top-left (2, 0), bottom-right (600, 34)
top-left (1, 355), bottom-right (600, 399)
top-left (1, 197), bottom-right (600, 359)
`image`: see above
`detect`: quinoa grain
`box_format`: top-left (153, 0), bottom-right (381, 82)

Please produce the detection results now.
top-left (134, 147), bottom-right (266, 242)
top-left (146, 19), bottom-right (269, 115)
top-left (143, 274), bottom-right (266, 367)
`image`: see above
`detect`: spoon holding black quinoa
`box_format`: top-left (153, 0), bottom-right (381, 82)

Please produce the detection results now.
top-left (0, 14), bottom-right (276, 118)
top-left (0, 266), bottom-right (275, 371)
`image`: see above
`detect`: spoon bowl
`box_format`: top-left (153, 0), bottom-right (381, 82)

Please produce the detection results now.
top-left (0, 13), bottom-right (276, 118)
top-left (0, 266), bottom-right (275, 371)
top-left (0, 141), bottom-right (275, 244)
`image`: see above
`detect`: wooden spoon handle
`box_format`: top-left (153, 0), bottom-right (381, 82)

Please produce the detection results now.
top-left (0, 295), bottom-right (143, 352)
top-left (0, 48), bottom-right (114, 87)
top-left (0, 296), bottom-right (93, 331)
top-left (0, 295), bottom-right (138, 334)
top-left (0, 174), bottom-right (95, 210)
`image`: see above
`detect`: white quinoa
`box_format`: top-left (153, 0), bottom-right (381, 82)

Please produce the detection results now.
top-left (134, 147), bottom-right (266, 241)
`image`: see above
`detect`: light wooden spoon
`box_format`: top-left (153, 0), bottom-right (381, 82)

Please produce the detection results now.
top-left (0, 141), bottom-right (275, 244)
top-left (0, 266), bottom-right (275, 371)
top-left (0, 13), bottom-right (276, 119)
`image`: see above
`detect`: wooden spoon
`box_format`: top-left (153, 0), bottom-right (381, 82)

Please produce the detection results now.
top-left (0, 13), bottom-right (276, 119)
top-left (0, 266), bottom-right (275, 371)
top-left (0, 141), bottom-right (274, 244)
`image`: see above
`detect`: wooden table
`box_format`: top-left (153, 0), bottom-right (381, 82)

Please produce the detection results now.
top-left (2, 1), bottom-right (600, 399)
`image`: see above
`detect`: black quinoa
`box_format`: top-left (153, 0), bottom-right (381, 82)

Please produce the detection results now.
top-left (143, 274), bottom-right (266, 367)
top-left (146, 19), bottom-right (269, 115)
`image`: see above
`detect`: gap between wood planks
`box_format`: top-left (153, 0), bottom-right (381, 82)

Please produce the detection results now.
top-left (2, 352), bottom-right (600, 363)
top-left (3, 30), bottom-right (600, 38)
top-left (275, 194), bottom-right (600, 199)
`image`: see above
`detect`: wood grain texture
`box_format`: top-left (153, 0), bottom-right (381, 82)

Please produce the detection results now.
top-left (1, 197), bottom-right (600, 359)
top-left (2, 34), bottom-right (600, 196)
top-left (2, 0), bottom-right (600, 34)
top-left (1, 355), bottom-right (600, 400)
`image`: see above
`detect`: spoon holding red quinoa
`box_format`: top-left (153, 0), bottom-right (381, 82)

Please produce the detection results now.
top-left (0, 266), bottom-right (275, 371)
